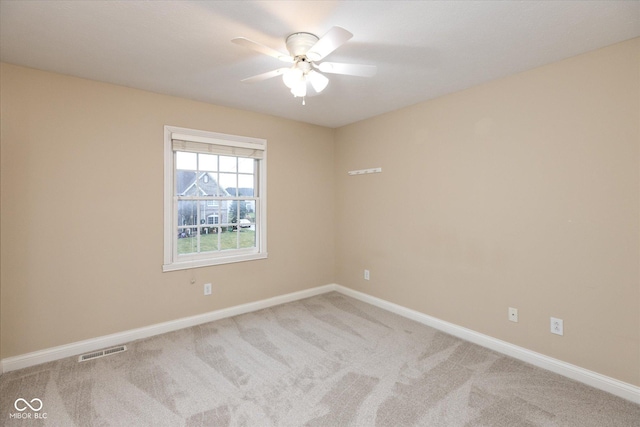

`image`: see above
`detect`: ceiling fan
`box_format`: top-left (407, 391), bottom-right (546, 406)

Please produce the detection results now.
top-left (232, 27), bottom-right (376, 104)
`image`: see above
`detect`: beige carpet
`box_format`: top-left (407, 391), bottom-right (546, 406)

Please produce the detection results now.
top-left (1, 292), bottom-right (639, 426)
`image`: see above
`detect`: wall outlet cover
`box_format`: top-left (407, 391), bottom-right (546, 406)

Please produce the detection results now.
top-left (550, 317), bottom-right (563, 336)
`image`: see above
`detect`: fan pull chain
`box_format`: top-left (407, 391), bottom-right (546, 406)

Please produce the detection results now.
top-left (302, 97), bottom-right (306, 106)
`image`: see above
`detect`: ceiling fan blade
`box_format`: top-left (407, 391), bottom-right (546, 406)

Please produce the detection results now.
top-left (232, 37), bottom-right (293, 63)
top-left (241, 68), bottom-right (288, 83)
top-left (317, 62), bottom-right (377, 77)
top-left (306, 27), bottom-right (353, 61)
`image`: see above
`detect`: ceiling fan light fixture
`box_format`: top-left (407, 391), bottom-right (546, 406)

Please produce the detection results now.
top-left (282, 67), bottom-right (304, 89)
top-left (308, 70), bottom-right (329, 93)
top-left (291, 80), bottom-right (307, 97)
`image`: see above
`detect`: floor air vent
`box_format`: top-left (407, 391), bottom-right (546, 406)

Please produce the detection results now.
top-left (78, 345), bottom-right (127, 362)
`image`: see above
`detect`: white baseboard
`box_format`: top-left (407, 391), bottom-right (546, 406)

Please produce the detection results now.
top-left (1, 284), bottom-right (335, 373)
top-left (333, 285), bottom-right (640, 405)
top-left (2, 283), bottom-right (638, 405)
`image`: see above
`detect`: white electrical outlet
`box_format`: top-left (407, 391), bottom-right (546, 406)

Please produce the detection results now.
top-left (204, 283), bottom-right (212, 296)
top-left (364, 269), bottom-right (370, 280)
top-left (508, 307), bottom-right (518, 322)
top-left (550, 317), bottom-right (563, 335)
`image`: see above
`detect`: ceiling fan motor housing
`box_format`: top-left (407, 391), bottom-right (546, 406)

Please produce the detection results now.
top-left (286, 32), bottom-right (319, 58)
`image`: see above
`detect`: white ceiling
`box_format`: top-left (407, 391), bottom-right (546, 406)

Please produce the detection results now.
top-left (1, 1), bottom-right (639, 128)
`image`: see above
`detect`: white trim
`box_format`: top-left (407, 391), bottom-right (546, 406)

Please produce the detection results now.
top-left (1, 285), bottom-right (334, 373)
top-left (163, 125), bottom-right (174, 267)
top-left (162, 252), bottom-right (268, 272)
top-left (333, 285), bottom-right (640, 405)
top-left (2, 283), bottom-right (638, 405)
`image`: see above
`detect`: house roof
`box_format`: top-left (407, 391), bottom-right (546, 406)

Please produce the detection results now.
top-left (176, 171), bottom-right (229, 197)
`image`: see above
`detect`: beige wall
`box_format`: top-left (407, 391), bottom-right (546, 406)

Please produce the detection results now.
top-left (336, 38), bottom-right (640, 386)
top-left (1, 38), bottom-right (639, 388)
top-left (0, 63), bottom-right (335, 358)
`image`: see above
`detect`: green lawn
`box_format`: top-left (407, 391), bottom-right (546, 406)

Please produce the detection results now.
top-left (177, 229), bottom-right (255, 255)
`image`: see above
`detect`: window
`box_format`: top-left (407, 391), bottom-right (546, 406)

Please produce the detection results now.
top-left (163, 126), bottom-right (267, 271)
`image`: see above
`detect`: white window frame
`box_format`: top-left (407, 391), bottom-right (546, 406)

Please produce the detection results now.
top-left (163, 125), bottom-right (267, 272)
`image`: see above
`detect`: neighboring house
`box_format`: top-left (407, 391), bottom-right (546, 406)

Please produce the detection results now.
top-left (176, 171), bottom-right (230, 233)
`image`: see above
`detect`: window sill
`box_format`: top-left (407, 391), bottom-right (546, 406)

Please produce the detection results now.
top-left (163, 252), bottom-right (268, 272)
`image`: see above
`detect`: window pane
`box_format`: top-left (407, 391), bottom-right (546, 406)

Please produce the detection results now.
top-left (176, 170), bottom-right (197, 196)
top-left (177, 200), bottom-right (198, 256)
top-left (229, 200), bottom-right (248, 225)
top-left (220, 199), bottom-right (230, 224)
top-left (199, 200), bottom-right (219, 253)
top-left (199, 200), bottom-right (213, 224)
top-left (220, 228), bottom-right (239, 251)
top-left (219, 156), bottom-right (237, 172)
top-left (176, 151), bottom-right (197, 170)
top-left (239, 200), bottom-right (251, 222)
top-left (177, 201), bottom-right (198, 226)
top-left (238, 174), bottom-right (254, 195)
top-left (238, 157), bottom-right (254, 173)
top-left (228, 200), bottom-right (238, 224)
top-left (198, 173), bottom-right (218, 196)
top-left (177, 233), bottom-right (197, 255)
top-left (199, 227), bottom-right (219, 252)
top-left (199, 154), bottom-right (217, 172)
top-left (239, 229), bottom-right (256, 249)
top-left (245, 200), bottom-right (256, 217)
top-left (207, 173), bottom-right (221, 195)
top-left (219, 173), bottom-right (237, 193)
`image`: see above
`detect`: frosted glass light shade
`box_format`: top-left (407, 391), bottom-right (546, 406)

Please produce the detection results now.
top-left (308, 70), bottom-right (328, 93)
top-left (291, 79), bottom-right (307, 97)
top-left (283, 68), bottom-right (304, 89)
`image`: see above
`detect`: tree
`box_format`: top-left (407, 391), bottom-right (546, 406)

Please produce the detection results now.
top-left (228, 201), bottom-right (248, 226)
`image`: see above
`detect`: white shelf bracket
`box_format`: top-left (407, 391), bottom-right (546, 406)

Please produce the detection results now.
top-left (348, 167), bottom-right (382, 176)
